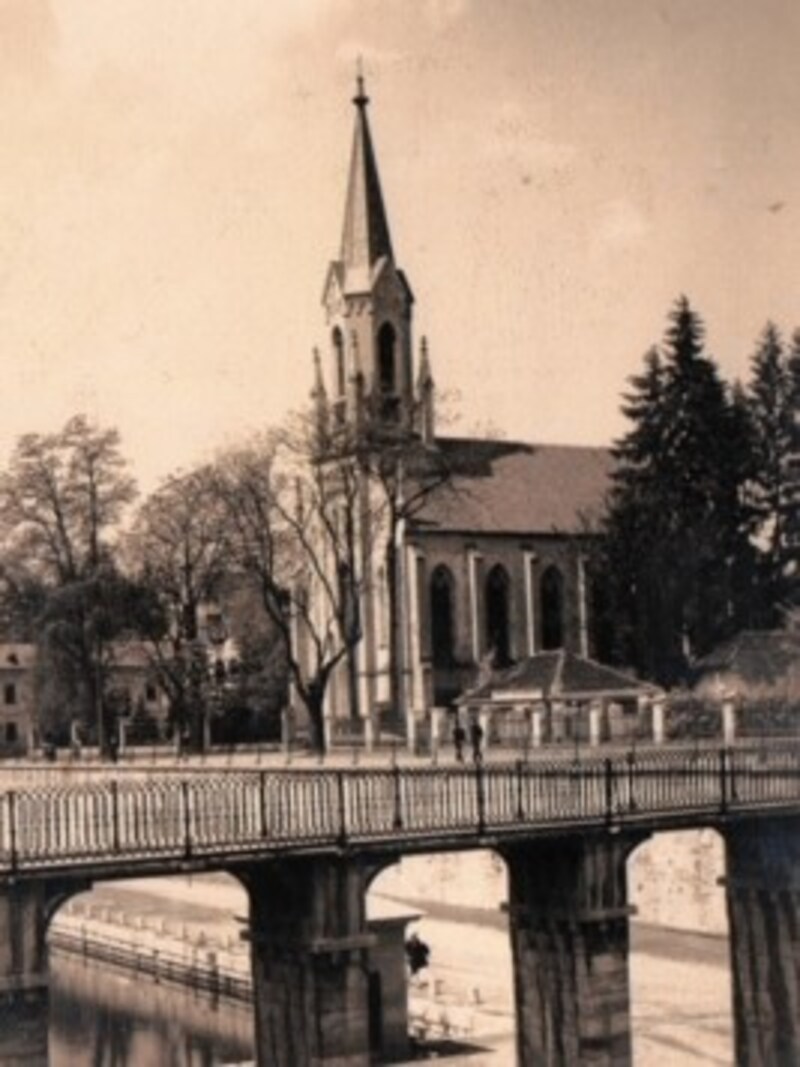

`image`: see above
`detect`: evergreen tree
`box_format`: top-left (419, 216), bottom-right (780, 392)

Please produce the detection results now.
top-left (603, 297), bottom-right (753, 684)
top-left (744, 323), bottom-right (793, 620)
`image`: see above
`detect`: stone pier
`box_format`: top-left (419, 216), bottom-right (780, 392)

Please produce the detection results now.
top-left (245, 857), bottom-right (376, 1067)
top-left (724, 816), bottom-right (800, 1066)
top-left (0, 880), bottom-right (53, 1066)
top-left (503, 832), bottom-right (645, 1066)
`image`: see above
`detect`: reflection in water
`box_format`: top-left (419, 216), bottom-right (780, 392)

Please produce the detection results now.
top-left (49, 950), bottom-right (254, 1066)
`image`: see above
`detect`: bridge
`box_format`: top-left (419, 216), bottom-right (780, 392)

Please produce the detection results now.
top-left (1, 745), bottom-right (799, 1065)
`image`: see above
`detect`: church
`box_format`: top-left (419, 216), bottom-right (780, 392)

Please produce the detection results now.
top-left (306, 77), bottom-right (612, 741)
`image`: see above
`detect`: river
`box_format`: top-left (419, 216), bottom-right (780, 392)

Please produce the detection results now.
top-left (49, 950), bottom-right (254, 1066)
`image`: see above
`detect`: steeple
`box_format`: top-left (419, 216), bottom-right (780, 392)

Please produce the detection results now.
top-left (340, 71), bottom-right (394, 274)
top-left (321, 73), bottom-right (416, 439)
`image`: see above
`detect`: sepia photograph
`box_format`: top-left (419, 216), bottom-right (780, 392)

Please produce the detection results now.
top-left (1, 1), bottom-right (799, 1064)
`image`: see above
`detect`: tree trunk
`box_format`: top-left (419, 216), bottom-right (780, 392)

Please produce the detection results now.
top-left (305, 683), bottom-right (326, 755)
top-left (385, 539), bottom-right (403, 735)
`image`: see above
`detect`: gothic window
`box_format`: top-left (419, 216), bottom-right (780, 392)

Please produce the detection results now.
top-left (332, 327), bottom-right (346, 396)
top-left (3, 683), bottom-right (16, 706)
top-left (430, 565), bottom-right (455, 667)
top-left (378, 322), bottom-right (396, 393)
top-left (485, 564), bottom-right (511, 666)
top-left (541, 566), bottom-right (564, 650)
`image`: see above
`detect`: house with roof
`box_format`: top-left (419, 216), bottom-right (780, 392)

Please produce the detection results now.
top-left (304, 78), bottom-right (612, 741)
top-left (692, 630), bottom-right (800, 703)
top-left (0, 644), bottom-right (38, 752)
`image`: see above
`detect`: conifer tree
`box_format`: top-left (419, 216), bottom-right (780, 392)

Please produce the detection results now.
top-left (603, 297), bottom-right (753, 683)
top-left (744, 323), bottom-right (793, 619)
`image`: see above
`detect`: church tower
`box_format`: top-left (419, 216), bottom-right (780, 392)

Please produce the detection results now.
top-left (321, 75), bottom-right (417, 436)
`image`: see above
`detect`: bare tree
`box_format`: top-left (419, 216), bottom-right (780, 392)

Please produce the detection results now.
top-left (0, 415), bottom-right (137, 752)
top-left (214, 416), bottom-right (370, 753)
top-left (126, 464), bottom-right (231, 750)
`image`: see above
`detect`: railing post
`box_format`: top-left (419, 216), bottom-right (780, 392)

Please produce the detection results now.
top-left (516, 760), bottom-right (525, 820)
top-left (719, 747), bottom-right (728, 814)
top-left (476, 761), bottom-right (486, 835)
top-left (181, 779), bottom-right (192, 859)
top-left (627, 749), bottom-right (637, 812)
top-left (111, 781), bottom-right (120, 853)
top-left (604, 758), bottom-right (614, 826)
top-left (336, 771), bottom-right (347, 845)
top-left (392, 765), bottom-right (403, 830)
top-left (8, 791), bottom-right (17, 871)
top-left (259, 771), bottom-right (268, 839)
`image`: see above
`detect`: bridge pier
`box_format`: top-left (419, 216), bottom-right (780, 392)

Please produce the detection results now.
top-left (724, 816), bottom-right (800, 1066)
top-left (504, 832), bottom-right (645, 1066)
top-left (0, 880), bottom-right (51, 1066)
top-left (245, 857), bottom-right (376, 1067)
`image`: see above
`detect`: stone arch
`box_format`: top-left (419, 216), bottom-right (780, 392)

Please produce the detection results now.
top-left (430, 565), bottom-right (456, 667)
top-left (485, 564), bottom-right (511, 666)
top-left (377, 322), bottom-right (396, 393)
top-left (540, 565), bottom-right (564, 650)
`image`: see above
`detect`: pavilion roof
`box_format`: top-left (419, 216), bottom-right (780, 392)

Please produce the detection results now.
top-left (460, 650), bottom-right (660, 704)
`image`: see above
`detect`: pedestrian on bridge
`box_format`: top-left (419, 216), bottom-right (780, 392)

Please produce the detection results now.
top-left (453, 720), bottom-right (466, 763)
top-left (470, 719), bottom-right (484, 764)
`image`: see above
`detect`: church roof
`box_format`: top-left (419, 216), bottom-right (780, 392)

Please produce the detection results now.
top-left (461, 650), bottom-right (659, 703)
top-left (339, 76), bottom-right (394, 275)
top-left (411, 438), bottom-right (613, 536)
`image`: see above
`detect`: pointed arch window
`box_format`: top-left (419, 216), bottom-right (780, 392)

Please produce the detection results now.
top-left (378, 322), bottom-right (396, 393)
top-left (541, 566), bottom-right (564, 650)
top-left (332, 327), bottom-right (346, 397)
top-left (430, 565), bottom-right (456, 667)
top-left (485, 564), bottom-right (511, 666)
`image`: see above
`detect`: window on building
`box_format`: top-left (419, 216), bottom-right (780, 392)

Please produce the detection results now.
top-left (332, 326), bottom-right (346, 396)
top-left (4, 723), bottom-right (18, 744)
top-left (541, 566), bottom-right (564, 650)
top-left (378, 322), bottom-right (396, 393)
top-left (485, 564), bottom-right (512, 666)
top-left (3, 683), bottom-right (16, 706)
top-left (145, 683), bottom-right (158, 704)
top-left (430, 565), bottom-right (456, 667)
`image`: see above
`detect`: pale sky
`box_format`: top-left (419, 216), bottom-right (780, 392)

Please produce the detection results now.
top-left (2, 0), bottom-right (799, 491)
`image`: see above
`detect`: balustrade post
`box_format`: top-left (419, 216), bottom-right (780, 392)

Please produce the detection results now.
top-left (181, 780), bottom-right (192, 859)
top-left (626, 750), bottom-right (637, 811)
top-left (719, 747), bottom-right (729, 814)
top-left (259, 771), bottom-right (268, 839)
top-left (7, 792), bottom-right (17, 871)
top-left (111, 781), bottom-right (120, 853)
top-left (392, 765), bottom-right (403, 830)
top-left (604, 758), bottom-right (614, 825)
top-left (336, 771), bottom-right (347, 845)
top-left (476, 761), bottom-right (486, 835)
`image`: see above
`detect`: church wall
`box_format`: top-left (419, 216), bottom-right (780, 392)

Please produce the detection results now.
top-left (412, 531), bottom-right (589, 670)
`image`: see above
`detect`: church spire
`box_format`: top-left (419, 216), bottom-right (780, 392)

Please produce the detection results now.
top-left (340, 69), bottom-right (394, 271)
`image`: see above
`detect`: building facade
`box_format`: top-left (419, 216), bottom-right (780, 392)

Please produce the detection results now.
top-left (302, 78), bottom-right (613, 741)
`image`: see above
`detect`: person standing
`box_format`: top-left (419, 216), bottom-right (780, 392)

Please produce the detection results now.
top-left (470, 718), bottom-right (484, 764)
top-left (453, 720), bottom-right (466, 763)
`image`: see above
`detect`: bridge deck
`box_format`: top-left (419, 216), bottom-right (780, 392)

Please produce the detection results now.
top-left (1, 746), bottom-right (799, 879)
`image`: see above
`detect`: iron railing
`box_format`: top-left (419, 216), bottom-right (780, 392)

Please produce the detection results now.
top-left (0, 745), bottom-right (798, 873)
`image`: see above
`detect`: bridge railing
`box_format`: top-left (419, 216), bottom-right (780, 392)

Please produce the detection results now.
top-left (0, 745), bottom-right (799, 872)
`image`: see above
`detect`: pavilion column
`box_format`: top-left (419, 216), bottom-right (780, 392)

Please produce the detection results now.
top-left (504, 832), bottom-right (644, 1066)
top-left (724, 817), bottom-right (800, 1066)
top-left (246, 857), bottom-right (375, 1067)
top-left (523, 551), bottom-right (538, 656)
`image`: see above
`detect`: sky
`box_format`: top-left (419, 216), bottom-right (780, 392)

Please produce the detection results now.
top-left (2, 0), bottom-right (800, 492)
